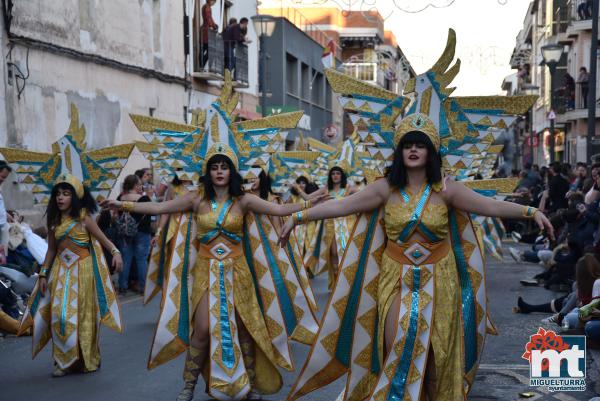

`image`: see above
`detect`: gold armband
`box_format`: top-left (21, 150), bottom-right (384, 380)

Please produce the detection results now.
top-left (39, 266), bottom-right (49, 278)
top-left (111, 248), bottom-right (121, 255)
top-left (293, 210), bottom-right (309, 225)
top-left (122, 201), bottom-right (135, 212)
top-left (522, 206), bottom-right (538, 218)
top-left (302, 200), bottom-right (313, 210)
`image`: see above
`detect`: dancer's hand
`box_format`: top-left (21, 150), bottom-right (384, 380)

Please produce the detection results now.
top-left (311, 191), bottom-right (331, 206)
top-left (100, 199), bottom-right (122, 211)
top-left (39, 277), bottom-right (47, 296)
top-left (112, 253), bottom-right (123, 273)
top-left (533, 211), bottom-right (554, 241)
top-left (279, 217), bottom-right (295, 247)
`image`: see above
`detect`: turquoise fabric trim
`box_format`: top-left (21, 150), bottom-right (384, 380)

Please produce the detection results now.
top-left (70, 238), bottom-right (89, 247)
top-left (218, 261), bottom-right (235, 369)
top-left (417, 222), bottom-right (441, 243)
top-left (335, 211), bottom-right (378, 367)
top-left (56, 221), bottom-right (78, 243)
top-left (90, 245), bottom-right (109, 318)
top-left (371, 311), bottom-right (380, 374)
top-left (398, 185), bottom-right (431, 242)
top-left (285, 242), bottom-right (300, 277)
top-left (30, 289), bottom-right (41, 317)
top-left (156, 218), bottom-right (171, 288)
top-left (387, 267), bottom-right (421, 401)
top-left (400, 190), bottom-right (410, 203)
top-left (448, 210), bottom-right (477, 373)
top-left (60, 269), bottom-right (71, 336)
top-left (242, 222), bottom-right (265, 314)
top-left (255, 216), bottom-right (297, 335)
top-left (312, 221), bottom-right (325, 259)
top-left (177, 217), bottom-right (192, 344)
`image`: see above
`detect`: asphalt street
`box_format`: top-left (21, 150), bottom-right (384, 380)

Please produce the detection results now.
top-left (1, 243), bottom-right (599, 401)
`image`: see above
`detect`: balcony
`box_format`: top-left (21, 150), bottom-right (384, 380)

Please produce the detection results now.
top-left (192, 29), bottom-right (249, 87)
top-left (556, 82), bottom-right (600, 122)
top-left (566, 0), bottom-right (594, 36)
top-left (341, 62), bottom-right (385, 87)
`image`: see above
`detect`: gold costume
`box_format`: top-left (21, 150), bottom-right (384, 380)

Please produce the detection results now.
top-left (20, 212), bottom-right (122, 371)
top-left (288, 182), bottom-right (490, 401)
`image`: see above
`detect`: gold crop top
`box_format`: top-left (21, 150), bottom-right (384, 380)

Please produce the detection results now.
top-left (195, 198), bottom-right (243, 244)
top-left (384, 188), bottom-right (449, 242)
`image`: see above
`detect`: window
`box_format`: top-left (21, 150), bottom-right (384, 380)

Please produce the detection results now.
top-left (312, 72), bottom-right (324, 106)
top-left (286, 53), bottom-right (298, 95)
top-left (301, 63), bottom-right (310, 100)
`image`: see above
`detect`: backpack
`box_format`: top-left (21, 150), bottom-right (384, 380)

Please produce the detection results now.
top-left (116, 212), bottom-right (139, 238)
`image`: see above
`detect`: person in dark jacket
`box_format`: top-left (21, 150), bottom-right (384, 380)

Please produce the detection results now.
top-left (223, 17), bottom-right (250, 76)
top-left (548, 163), bottom-right (570, 213)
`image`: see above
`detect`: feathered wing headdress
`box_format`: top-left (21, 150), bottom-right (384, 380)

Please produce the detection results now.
top-left (0, 103), bottom-right (133, 204)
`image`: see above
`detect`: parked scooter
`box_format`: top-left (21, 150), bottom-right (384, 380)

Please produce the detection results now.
top-left (0, 265), bottom-right (36, 316)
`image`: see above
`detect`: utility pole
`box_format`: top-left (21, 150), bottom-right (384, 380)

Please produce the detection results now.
top-left (587, 0), bottom-right (599, 162)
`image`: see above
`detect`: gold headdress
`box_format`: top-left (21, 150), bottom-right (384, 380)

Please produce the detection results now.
top-left (394, 113), bottom-right (440, 152)
top-left (202, 142), bottom-right (239, 175)
top-left (55, 173), bottom-right (84, 199)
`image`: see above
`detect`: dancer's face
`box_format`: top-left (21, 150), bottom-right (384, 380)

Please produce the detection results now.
top-left (331, 171), bottom-right (342, 184)
top-left (297, 180), bottom-right (306, 191)
top-left (210, 162), bottom-right (230, 187)
top-left (402, 142), bottom-right (428, 169)
top-left (56, 188), bottom-right (73, 212)
top-left (249, 176), bottom-right (260, 191)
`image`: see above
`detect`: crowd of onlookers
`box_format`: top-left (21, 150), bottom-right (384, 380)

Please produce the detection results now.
top-left (508, 161), bottom-right (600, 345)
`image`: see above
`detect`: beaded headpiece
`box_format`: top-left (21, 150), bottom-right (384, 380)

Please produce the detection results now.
top-left (394, 113), bottom-right (440, 152)
top-left (202, 142), bottom-right (239, 175)
top-left (55, 173), bottom-right (84, 199)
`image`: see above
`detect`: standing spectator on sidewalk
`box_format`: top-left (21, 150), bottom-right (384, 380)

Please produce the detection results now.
top-left (0, 161), bottom-right (13, 264)
top-left (200, 0), bottom-right (218, 69)
top-left (116, 175), bottom-right (154, 294)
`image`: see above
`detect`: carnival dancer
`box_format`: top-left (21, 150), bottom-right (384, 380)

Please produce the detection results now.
top-left (144, 173), bottom-right (195, 304)
top-left (323, 166), bottom-right (358, 289)
top-left (19, 173), bottom-right (123, 377)
top-left (102, 144), bottom-right (325, 401)
top-left (279, 114), bottom-right (553, 401)
top-left (247, 168), bottom-right (318, 314)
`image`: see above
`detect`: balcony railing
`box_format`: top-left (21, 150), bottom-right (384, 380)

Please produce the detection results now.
top-left (342, 62), bottom-right (385, 87)
top-left (193, 29), bottom-right (249, 87)
top-left (568, 0), bottom-right (595, 23)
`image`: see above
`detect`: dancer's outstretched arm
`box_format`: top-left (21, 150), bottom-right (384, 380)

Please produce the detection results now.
top-left (279, 179), bottom-right (389, 245)
top-left (240, 191), bottom-right (329, 216)
top-left (101, 192), bottom-right (196, 215)
top-left (443, 179), bottom-right (554, 239)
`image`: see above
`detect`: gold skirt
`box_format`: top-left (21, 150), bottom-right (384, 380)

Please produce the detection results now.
top-left (189, 254), bottom-right (283, 395)
top-left (377, 250), bottom-right (465, 401)
top-left (48, 253), bottom-right (100, 371)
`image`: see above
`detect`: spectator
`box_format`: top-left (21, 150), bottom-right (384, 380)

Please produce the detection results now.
top-left (548, 163), bottom-right (570, 213)
top-left (563, 255), bottom-right (600, 338)
top-left (0, 161), bottom-right (13, 264)
top-left (569, 162), bottom-right (589, 194)
top-left (578, 0), bottom-right (593, 20)
top-left (116, 175), bottom-right (154, 294)
top-left (200, 0), bottom-right (218, 69)
top-left (578, 67), bottom-right (589, 108)
top-left (223, 17), bottom-right (251, 77)
top-left (135, 168), bottom-right (156, 199)
top-left (563, 73), bottom-right (576, 110)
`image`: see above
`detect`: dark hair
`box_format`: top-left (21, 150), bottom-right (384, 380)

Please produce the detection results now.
top-left (122, 174), bottom-right (141, 192)
top-left (387, 131), bottom-right (442, 189)
top-left (134, 168), bottom-right (150, 179)
top-left (46, 182), bottom-right (97, 229)
top-left (0, 160), bottom-right (12, 173)
top-left (305, 182), bottom-right (319, 195)
top-left (202, 154), bottom-right (244, 200)
top-left (291, 176), bottom-right (309, 196)
top-left (256, 169), bottom-right (273, 200)
top-left (327, 166), bottom-right (347, 190)
top-left (240, 17), bottom-right (249, 24)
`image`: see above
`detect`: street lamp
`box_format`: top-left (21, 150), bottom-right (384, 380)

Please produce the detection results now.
top-left (252, 15), bottom-right (277, 117)
top-left (541, 43), bottom-right (565, 163)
